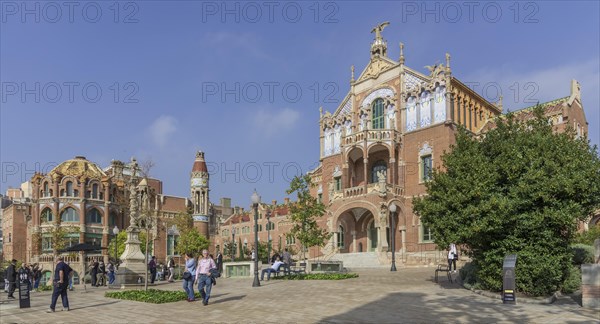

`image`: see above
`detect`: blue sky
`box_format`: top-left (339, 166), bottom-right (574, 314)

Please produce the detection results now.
top-left (1, 1), bottom-right (599, 208)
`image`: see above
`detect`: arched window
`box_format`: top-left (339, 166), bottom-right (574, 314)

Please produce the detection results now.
top-left (86, 208), bottom-right (102, 224)
top-left (372, 98), bottom-right (385, 129)
top-left (337, 225), bottom-right (345, 248)
top-left (92, 184), bottom-right (99, 199)
top-left (66, 181), bottom-right (74, 196)
top-left (61, 207), bottom-right (79, 222)
top-left (41, 208), bottom-right (53, 223)
top-left (371, 160), bottom-right (387, 183)
top-left (43, 182), bottom-right (49, 197)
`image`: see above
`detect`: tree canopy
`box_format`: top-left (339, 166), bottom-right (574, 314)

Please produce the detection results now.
top-left (413, 106), bottom-right (600, 295)
top-left (286, 174), bottom-right (331, 259)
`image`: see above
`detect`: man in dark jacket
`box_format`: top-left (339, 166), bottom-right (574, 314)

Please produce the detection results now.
top-left (6, 259), bottom-right (17, 299)
top-left (148, 256), bottom-right (157, 284)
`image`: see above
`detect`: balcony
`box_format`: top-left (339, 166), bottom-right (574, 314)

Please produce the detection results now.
top-left (334, 183), bottom-right (404, 200)
top-left (343, 129), bottom-right (400, 146)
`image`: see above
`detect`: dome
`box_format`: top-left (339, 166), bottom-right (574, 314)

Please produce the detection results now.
top-left (48, 156), bottom-right (106, 179)
top-left (192, 151), bottom-right (208, 173)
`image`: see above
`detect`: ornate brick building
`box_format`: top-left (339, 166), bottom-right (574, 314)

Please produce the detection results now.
top-left (217, 25), bottom-right (592, 265)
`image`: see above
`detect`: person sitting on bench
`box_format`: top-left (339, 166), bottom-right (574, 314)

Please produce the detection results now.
top-left (260, 257), bottom-right (284, 281)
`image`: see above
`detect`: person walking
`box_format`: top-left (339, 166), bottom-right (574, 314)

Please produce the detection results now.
top-left (448, 243), bottom-right (458, 273)
top-left (182, 253), bottom-right (196, 302)
top-left (107, 261), bottom-right (116, 285)
top-left (282, 248), bottom-right (292, 275)
top-left (89, 259), bottom-right (98, 287)
top-left (97, 261), bottom-right (106, 286)
top-left (167, 257), bottom-right (175, 282)
top-left (148, 256), bottom-right (157, 284)
top-left (216, 252), bottom-right (223, 274)
top-left (47, 256), bottom-right (72, 313)
top-left (195, 249), bottom-right (217, 306)
top-left (32, 264), bottom-right (43, 292)
top-left (5, 259), bottom-right (17, 299)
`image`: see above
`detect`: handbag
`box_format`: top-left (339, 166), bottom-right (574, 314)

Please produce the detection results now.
top-left (209, 268), bottom-right (220, 278)
top-left (182, 271), bottom-right (192, 280)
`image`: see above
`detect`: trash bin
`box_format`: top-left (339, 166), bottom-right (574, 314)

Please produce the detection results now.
top-left (502, 254), bottom-right (517, 304)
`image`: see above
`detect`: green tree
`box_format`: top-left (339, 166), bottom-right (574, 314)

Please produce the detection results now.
top-left (286, 174), bottom-right (331, 260)
top-left (32, 225), bottom-right (80, 258)
top-left (175, 230), bottom-right (209, 256)
top-left (223, 239), bottom-right (236, 261)
top-left (413, 106), bottom-right (600, 296)
top-left (108, 230), bottom-right (152, 262)
top-left (169, 211), bottom-right (209, 257)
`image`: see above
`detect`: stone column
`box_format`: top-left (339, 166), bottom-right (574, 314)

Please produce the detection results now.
top-left (363, 158), bottom-right (369, 193)
top-left (351, 231), bottom-right (357, 253)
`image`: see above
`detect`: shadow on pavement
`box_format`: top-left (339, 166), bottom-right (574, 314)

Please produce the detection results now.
top-left (211, 294), bottom-right (246, 305)
top-left (320, 291), bottom-right (599, 323)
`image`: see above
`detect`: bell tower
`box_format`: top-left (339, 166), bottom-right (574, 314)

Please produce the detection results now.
top-left (190, 151), bottom-right (210, 237)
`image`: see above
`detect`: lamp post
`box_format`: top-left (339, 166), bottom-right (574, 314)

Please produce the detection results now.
top-left (389, 203), bottom-right (397, 271)
top-left (231, 225), bottom-right (236, 262)
top-left (266, 209), bottom-right (271, 264)
top-left (251, 190), bottom-right (261, 287)
top-left (112, 225), bottom-right (120, 266)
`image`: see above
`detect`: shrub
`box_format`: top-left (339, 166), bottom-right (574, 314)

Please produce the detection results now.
top-left (272, 273), bottom-right (358, 280)
top-left (561, 265), bottom-right (581, 294)
top-left (105, 289), bottom-right (201, 304)
top-left (459, 262), bottom-right (478, 286)
top-left (38, 284), bottom-right (53, 291)
top-left (570, 244), bottom-right (594, 265)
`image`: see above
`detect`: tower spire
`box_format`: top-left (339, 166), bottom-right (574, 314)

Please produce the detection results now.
top-left (399, 42), bottom-right (405, 65)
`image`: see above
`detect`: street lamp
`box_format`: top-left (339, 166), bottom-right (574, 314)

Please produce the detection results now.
top-left (266, 209), bottom-right (271, 264)
top-left (231, 225), bottom-right (236, 262)
top-left (251, 190), bottom-right (261, 287)
top-left (389, 203), bottom-right (397, 272)
top-left (112, 226), bottom-right (120, 266)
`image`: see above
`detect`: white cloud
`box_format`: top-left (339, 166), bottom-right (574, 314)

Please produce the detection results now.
top-left (253, 108), bottom-right (300, 137)
top-left (147, 115), bottom-right (178, 148)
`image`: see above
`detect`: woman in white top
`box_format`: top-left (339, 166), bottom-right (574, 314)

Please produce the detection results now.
top-left (448, 243), bottom-right (458, 273)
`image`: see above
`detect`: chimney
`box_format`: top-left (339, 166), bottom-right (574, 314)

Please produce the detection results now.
top-left (272, 200), bottom-right (277, 206)
top-left (284, 197), bottom-right (290, 205)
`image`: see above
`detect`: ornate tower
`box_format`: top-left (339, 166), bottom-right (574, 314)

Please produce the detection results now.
top-left (190, 151), bottom-right (210, 237)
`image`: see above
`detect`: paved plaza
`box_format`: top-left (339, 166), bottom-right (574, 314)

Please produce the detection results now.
top-left (0, 268), bottom-right (598, 323)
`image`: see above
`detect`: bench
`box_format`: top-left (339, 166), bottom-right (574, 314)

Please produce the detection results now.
top-left (289, 262), bottom-right (307, 275)
top-left (434, 264), bottom-right (452, 283)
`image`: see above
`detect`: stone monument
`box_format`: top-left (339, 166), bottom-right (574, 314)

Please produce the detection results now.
top-left (112, 159), bottom-right (147, 287)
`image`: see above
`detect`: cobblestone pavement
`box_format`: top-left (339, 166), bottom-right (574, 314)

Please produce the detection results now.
top-left (1, 268), bottom-right (598, 323)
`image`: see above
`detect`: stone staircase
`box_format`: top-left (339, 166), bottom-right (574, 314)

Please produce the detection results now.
top-left (329, 252), bottom-right (389, 270)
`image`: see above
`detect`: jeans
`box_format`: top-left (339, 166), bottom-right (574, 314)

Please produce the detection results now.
top-left (182, 278), bottom-right (195, 300)
top-left (108, 271), bottom-right (115, 284)
top-left (168, 267), bottom-right (174, 281)
top-left (150, 269), bottom-right (156, 284)
top-left (261, 268), bottom-right (277, 280)
top-left (448, 258), bottom-right (457, 271)
top-left (33, 278), bottom-right (41, 290)
top-left (50, 282), bottom-right (69, 310)
top-left (197, 274), bottom-right (212, 303)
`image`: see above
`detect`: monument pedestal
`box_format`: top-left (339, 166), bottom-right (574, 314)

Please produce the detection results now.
top-left (111, 226), bottom-right (147, 288)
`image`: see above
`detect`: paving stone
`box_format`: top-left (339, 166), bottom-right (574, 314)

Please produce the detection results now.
top-left (0, 268), bottom-right (597, 323)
